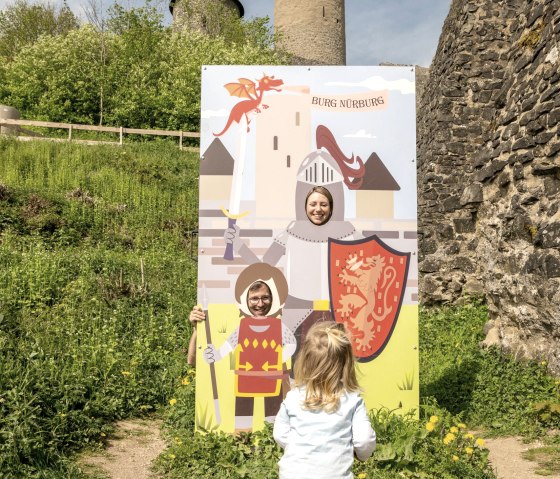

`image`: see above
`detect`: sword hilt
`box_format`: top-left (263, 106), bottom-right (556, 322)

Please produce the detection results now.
top-left (223, 217), bottom-right (236, 261)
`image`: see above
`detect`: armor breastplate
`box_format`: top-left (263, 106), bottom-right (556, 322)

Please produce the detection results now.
top-left (235, 316), bottom-right (283, 397)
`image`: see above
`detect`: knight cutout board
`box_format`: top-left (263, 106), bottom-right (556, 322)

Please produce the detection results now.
top-left (196, 65), bottom-right (418, 433)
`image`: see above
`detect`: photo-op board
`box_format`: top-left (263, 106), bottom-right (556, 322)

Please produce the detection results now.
top-left (196, 65), bottom-right (418, 433)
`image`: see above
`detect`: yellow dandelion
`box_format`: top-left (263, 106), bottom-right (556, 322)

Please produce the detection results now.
top-left (182, 377), bottom-right (191, 386)
top-left (358, 474), bottom-right (366, 479)
top-left (443, 433), bottom-right (456, 445)
top-left (465, 447), bottom-right (474, 455)
top-left (450, 426), bottom-right (459, 434)
top-left (168, 453), bottom-right (176, 459)
top-left (169, 398), bottom-right (177, 406)
top-left (457, 423), bottom-right (467, 429)
top-left (175, 437), bottom-right (183, 445)
top-left (541, 360), bottom-right (547, 366)
top-left (425, 422), bottom-right (435, 432)
top-left (452, 455), bottom-right (459, 461)
top-left (121, 371), bottom-right (131, 376)
top-left (475, 438), bottom-right (485, 448)
top-left (464, 433), bottom-right (474, 440)
top-left (100, 432), bottom-right (106, 437)
top-left (429, 415), bottom-right (439, 424)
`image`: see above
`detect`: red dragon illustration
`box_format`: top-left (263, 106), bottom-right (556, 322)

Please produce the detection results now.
top-left (213, 74), bottom-right (284, 136)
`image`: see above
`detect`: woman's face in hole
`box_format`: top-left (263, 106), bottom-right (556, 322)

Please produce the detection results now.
top-left (306, 192), bottom-right (331, 225)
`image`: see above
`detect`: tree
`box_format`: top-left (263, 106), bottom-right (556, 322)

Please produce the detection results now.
top-left (0, 0), bottom-right (79, 60)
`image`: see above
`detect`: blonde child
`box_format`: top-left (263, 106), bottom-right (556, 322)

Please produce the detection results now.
top-left (273, 321), bottom-right (376, 479)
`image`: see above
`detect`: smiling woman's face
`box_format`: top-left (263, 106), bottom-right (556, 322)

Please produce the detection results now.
top-left (306, 192), bottom-right (331, 225)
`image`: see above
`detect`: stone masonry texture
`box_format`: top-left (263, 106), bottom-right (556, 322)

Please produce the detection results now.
top-left (417, 0), bottom-right (560, 373)
top-left (275, 0), bottom-right (346, 65)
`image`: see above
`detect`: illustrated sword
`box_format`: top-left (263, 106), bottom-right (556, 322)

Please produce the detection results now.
top-left (202, 283), bottom-right (221, 424)
top-left (222, 115), bottom-right (249, 260)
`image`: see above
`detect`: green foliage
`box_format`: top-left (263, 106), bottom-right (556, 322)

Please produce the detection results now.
top-left (420, 303), bottom-right (560, 436)
top-left (0, 3), bottom-right (289, 130)
top-left (0, 0), bottom-right (79, 60)
top-left (0, 139), bottom-right (199, 476)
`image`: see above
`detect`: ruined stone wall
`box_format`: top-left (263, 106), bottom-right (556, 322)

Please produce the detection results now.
top-left (275, 0), bottom-right (346, 65)
top-left (417, 0), bottom-right (560, 372)
top-left (171, 0), bottom-right (243, 34)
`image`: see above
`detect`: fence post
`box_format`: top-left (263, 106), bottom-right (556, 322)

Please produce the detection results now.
top-left (180, 131), bottom-right (183, 150)
top-left (68, 124), bottom-right (73, 141)
top-left (119, 126), bottom-right (123, 146)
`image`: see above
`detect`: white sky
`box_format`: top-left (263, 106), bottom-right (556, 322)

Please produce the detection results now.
top-left (0, 0), bottom-right (452, 67)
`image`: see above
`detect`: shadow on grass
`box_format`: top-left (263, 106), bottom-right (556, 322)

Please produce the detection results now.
top-left (421, 356), bottom-right (481, 416)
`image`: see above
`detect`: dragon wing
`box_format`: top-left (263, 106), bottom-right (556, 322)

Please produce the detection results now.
top-left (223, 78), bottom-right (257, 99)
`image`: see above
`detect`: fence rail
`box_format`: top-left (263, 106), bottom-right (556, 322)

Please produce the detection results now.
top-left (0, 118), bottom-right (200, 150)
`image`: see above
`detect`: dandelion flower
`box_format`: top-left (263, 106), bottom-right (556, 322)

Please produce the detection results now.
top-left (443, 433), bottom-right (456, 445)
top-left (464, 433), bottom-right (474, 440)
top-left (452, 455), bottom-right (459, 461)
top-left (168, 453), bottom-right (176, 459)
top-left (182, 377), bottom-right (191, 386)
top-left (358, 474), bottom-right (366, 479)
top-left (475, 438), bottom-right (486, 448)
top-left (541, 360), bottom-right (547, 366)
top-left (465, 447), bottom-right (474, 455)
top-left (450, 426), bottom-right (459, 434)
top-left (457, 423), bottom-right (467, 429)
top-left (169, 398), bottom-right (177, 406)
top-left (121, 371), bottom-right (131, 376)
top-left (425, 422), bottom-right (435, 432)
top-left (100, 432), bottom-right (106, 437)
top-left (429, 415), bottom-right (439, 424)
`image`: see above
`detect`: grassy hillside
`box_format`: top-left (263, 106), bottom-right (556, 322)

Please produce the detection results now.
top-left (1, 138), bottom-right (559, 478)
top-left (0, 138), bottom-right (199, 477)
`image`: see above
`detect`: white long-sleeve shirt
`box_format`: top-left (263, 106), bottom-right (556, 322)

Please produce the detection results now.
top-left (273, 387), bottom-right (376, 479)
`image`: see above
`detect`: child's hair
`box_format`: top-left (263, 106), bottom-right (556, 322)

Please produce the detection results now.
top-left (293, 321), bottom-right (360, 413)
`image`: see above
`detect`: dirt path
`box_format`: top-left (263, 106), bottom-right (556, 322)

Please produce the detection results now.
top-left (78, 420), bottom-right (557, 479)
top-left (79, 419), bottom-right (166, 479)
top-left (485, 436), bottom-right (560, 479)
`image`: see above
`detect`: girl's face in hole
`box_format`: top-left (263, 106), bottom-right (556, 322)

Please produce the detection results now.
top-left (306, 192), bottom-right (331, 225)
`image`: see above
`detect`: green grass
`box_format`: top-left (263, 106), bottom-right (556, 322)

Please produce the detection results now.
top-left (0, 138), bottom-right (199, 476)
top-left (2, 138), bottom-right (559, 478)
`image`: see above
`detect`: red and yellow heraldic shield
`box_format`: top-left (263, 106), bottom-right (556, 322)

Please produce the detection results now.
top-left (328, 235), bottom-right (410, 362)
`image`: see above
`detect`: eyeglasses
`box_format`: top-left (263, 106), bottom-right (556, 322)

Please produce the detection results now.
top-left (248, 296), bottom-right (272, 305)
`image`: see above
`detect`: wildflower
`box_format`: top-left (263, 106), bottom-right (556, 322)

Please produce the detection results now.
top-left (100, 432), bottom-right (106, 437)
top-left (541, 360), bottom-right (547, 366)
top-left (465, 447), bottom-right (474, 455)
top-left (452, 455), bottom-right (459, 461)
top-left (450, 426), bottom-right (459, 434)
top-left (457, 423), bottom-right (467, 429)
top-left (475, 438), bottom-right (486, 448)
top-left (169, 398), bottom-right (177, 406)
top-left (121, 371), bottom-right (131, 376)
top-left (429, 415), bottom-right (439, 424)
top-left (443, 433), bottom-right (456, 445)
top-left (358, 474), bottom-right (366, 479)
top-left (175, 437), bottom-right (183, 445)
top-left (168, 453), bottom-right (176, 459)
top-left (425, 422), bottom-right (435, 432)
top-left (182, 377), bottom-right (190, 386)
top-left (464, 433), bottom-right (474, 440)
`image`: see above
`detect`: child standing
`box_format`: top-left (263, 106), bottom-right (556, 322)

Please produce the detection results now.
top-left (273, 321), bottom-right (376, 479)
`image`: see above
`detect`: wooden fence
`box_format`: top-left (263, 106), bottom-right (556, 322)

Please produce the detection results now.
top-left (0, 118), bottom-right (200, 151)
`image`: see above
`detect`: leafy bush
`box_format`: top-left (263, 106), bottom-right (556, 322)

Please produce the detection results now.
top-left (0, 139), bottom-right (199, 476)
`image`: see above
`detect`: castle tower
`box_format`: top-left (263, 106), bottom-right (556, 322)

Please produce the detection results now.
top-left (275, 0), bottom-right (346, 65)
top-left (170, 0), bottom-right (244, 34)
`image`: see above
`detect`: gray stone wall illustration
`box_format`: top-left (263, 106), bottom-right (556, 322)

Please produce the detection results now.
top-left (417, 0), bottom-right (560, 372)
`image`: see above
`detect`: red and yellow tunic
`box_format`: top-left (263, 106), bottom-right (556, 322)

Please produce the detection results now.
top-left (234, 316), bottom-right (283, 397)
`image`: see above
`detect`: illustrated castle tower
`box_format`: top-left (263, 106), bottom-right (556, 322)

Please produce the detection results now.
top-left (275, 0), bottom-right (346, 65)
top-left (169, 0), bottom-right (244, 33)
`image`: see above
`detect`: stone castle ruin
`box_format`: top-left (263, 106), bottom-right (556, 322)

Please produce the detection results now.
top-left (418, 0), bottom-right (560, 373)
top-left (171, 0), bottom-right (560, 372)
